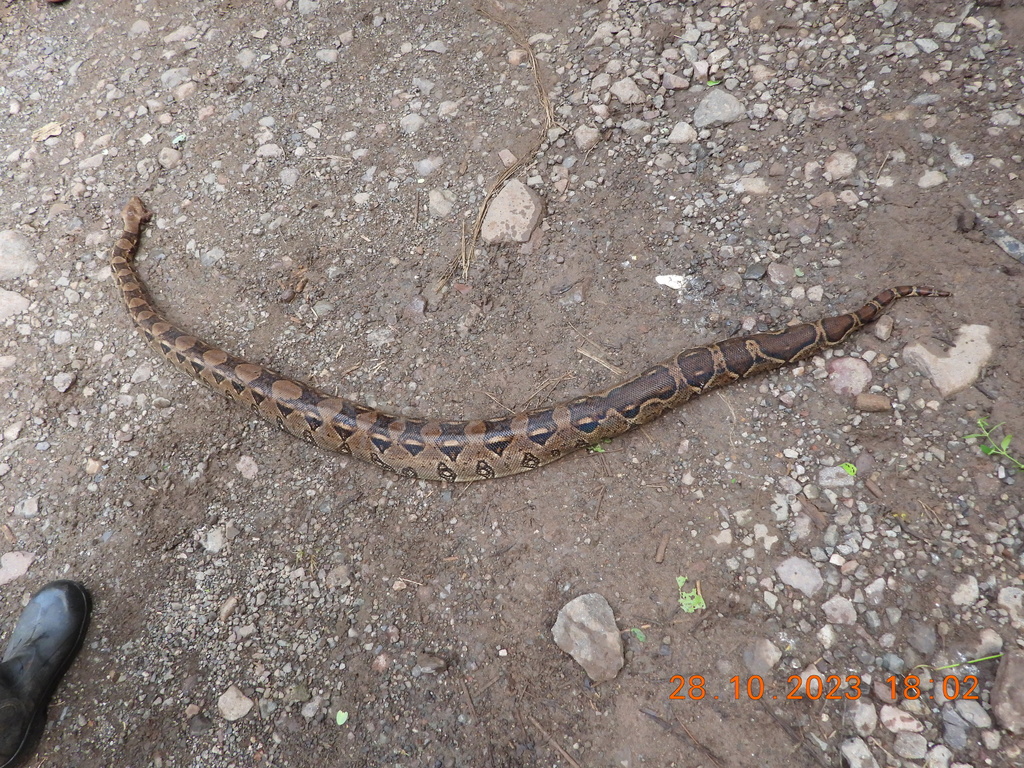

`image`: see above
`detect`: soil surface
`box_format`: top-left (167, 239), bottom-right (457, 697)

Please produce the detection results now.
top-left (1, 1), bottom-right (1022, 767)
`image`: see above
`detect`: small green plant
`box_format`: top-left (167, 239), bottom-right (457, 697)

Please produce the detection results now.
top-left (676, 576), bottom-right (706, 613)
top-left (586, 439), bottom-right (612, 454)
top-left (629, 627), bottom-right (647, 642)
top-left (965, 417), bottom-right (1024, 470)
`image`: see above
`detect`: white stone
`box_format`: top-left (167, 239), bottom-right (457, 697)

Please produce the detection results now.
top-left (217, 685), bottom-right (254, 720)
top-left (0, 231), bottom-right (35, 278)
top-left (551, 593), bottom-right (624, 683)
top-left (399, 114), bottom-right (425, 134)
top-left (948, 143), bottom-right (974, 168)
top-left (950, 575), bottom-right (979, 606)
top-left (917, 169), bottom-right (947, 189)
top-left (0, 289), bottom-right (30, 321)
top-left (734, 177), bottom-right (770, 195)
top-left (818, 465), bottom-right (856, 488)
top-left (824, 151), bottom-right (858, 180)
top-left (667, 121), bottom-right (698, 144)
top-left (427, 189), bottom-right (454, 218)
top-left (880, 705), bottom-right (924, 733)
top-left (904, 324), bottom-right (993, 397)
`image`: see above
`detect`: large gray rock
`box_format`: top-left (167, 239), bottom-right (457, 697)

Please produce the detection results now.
top-left (693, 90), bottom-right (745, 128)
top-left (552, 593), bottom-right (624, 683)
top-left (992, 650), bottom-right (1024, 733)
top-left (775, 556), bottom-right (823, 596)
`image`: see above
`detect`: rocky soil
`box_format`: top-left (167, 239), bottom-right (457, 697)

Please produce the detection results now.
top-left (1, 1), bottom-right (1023, 767)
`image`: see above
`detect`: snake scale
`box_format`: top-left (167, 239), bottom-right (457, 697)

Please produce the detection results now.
top-left (111, 197), bottom-right (949, 482)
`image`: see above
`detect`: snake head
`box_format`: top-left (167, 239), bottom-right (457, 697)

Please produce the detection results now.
top-left (122, 197), bottom-right (152, 229)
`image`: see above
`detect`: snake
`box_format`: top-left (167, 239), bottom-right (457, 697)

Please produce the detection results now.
top-left (110, 197), bottom-right (950, 482)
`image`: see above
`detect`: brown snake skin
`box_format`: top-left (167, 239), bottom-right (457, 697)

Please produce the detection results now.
top-left (111, 197), bottom-right (950, 482)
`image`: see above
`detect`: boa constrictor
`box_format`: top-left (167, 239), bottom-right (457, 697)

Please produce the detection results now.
top-left (111, 197), bottom-right (949, 482)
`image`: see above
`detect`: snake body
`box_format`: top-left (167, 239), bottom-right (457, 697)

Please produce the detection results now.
top-left (111, 197), bottom-right (949, 482)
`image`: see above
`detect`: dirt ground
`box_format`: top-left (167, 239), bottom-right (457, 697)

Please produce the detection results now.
top-left (1, 0), bottom-right (1022, 766)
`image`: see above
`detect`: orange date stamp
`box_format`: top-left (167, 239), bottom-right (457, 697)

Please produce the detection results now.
top-left (669, 674), bottom-right (980, 701)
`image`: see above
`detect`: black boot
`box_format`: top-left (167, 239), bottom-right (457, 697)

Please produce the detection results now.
top-left (0, 581), bottom-right (91, 768)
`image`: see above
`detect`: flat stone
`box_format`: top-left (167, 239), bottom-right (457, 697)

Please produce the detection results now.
top-left (924, 744), bottom-right (953, 768)
top-left (0, 289), bottom-right (30, 322)
top-left (840, 737), bottom-right (879, 768)
top-left (907, 621), bottom-right (937, 655)
top-left (743, 638), bottom-right (782, 676)
top-left (992, 109), bottom-right (1022, 127)
top-left (848, 699), bottom-right (878, 736)
top-left (941, 704), bottom-right (970, 749)
top-left (818, 465), bottom-right (856, 488)
top-left (822, 595), bottom-right (857, 625)
top-left (992, 650), bottom-right (1024, 733)
top-left (950, 575), bottom-right (978, 606)
top-left (917, 169), bottom-right (947, 188)
top-left (427, 189), bottom-right (454, 218)
top-left (0, 231), bottom-right (35, 279)
top-left (160, 66), bottom-right (191, 89)
top-left (480, 179), bottom-right (543, 244)
top-left (0, 552), bottom-right (34, 585)
top-left (827, 356), bottom-right (872, 396)
top-left (954, 698), bottom-right (992, 728)
top-left (693, 89), bottom-right (744, 128)
top-left (880, 704), bottom-right (924, 733)
top-left (217, 685), bottom-right (254, 721)
top-left (551, 593), bottom-right (624, 683)
top-left (894, 732), bottom-right (928, 760)
top-left (775, 556), bottom-right (823, 596)
top-left (903, 324), bottom-right (993, 397)
top-left (824, 150), bottom-right (857, 180)
top-left (997, 586), bottom-right (1024, 628)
